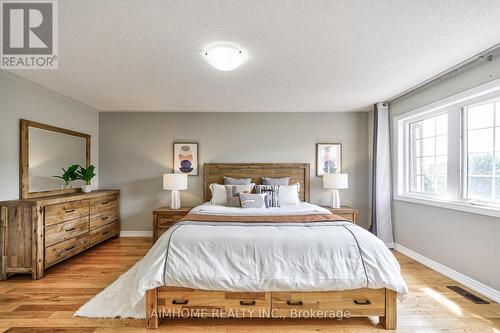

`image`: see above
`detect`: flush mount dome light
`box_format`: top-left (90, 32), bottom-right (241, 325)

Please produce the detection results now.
top-left (203, 42), bottom-right (248, 71)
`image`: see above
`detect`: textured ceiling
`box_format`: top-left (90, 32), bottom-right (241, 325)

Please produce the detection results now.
top-left (7, 0), bottom-right (500, 112)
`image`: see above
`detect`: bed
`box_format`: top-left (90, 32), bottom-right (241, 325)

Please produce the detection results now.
top-left (75, 163), bottom-right (407, 330)
top-left (146, 163), bottom-right (406, 329)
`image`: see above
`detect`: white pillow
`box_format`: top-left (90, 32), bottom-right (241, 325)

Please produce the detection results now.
top-left (278, 183), bottom-right (301, 206)
top-left (209, 183), bottom-right (254, 206)
top-left (210, 184), bottom-right (228, 205)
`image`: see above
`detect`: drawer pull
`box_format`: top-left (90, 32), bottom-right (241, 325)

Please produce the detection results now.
top-left (101, 202), bottom-right (110, 205)
top-left (101, 231), bottom-right (110, 235)
top-left (286, 300), bottom-right (303, 306)
top-left (64, 227), bottom-right (76, 232)
top-left (172, 299), bottom-right (188, 305)
top-left (102, 216), bottom-right (109, 220)
top-left (65, 245), bottom-right (76, 251)
top-left (65, 209), bottom-right (76, 213)
top-left (239, 300), bottom-right (256, 306)
top-left (353, 299), bottom-right (371, 305)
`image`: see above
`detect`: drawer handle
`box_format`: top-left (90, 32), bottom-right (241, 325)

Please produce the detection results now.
top-left (101, 202), bottom-right (110, 205)
top-left (65, 245), bottom-right (76, 251)
top-left (286, 300), bottom-right (303, 306)
top-left (239, 300), bottom-right (256, 306)
top-left (172, 299), bottom-right (188, 305)
top-left (102, 216), bottom-right (109, 220)
top-left (101, 231), bottom-right (110, 235)
top-left (353, 299), bottom-right (371, 305)
top-left (64, 227), bottom-right (76, 232)
top-left (65, 209), bottom-right (76, 213)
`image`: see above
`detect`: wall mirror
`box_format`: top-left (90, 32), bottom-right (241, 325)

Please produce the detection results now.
top-left (20, 119), bottom-right (90, 199)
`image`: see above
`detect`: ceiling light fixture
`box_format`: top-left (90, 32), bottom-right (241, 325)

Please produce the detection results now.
top-left (203, 42), bottom-right (248, 71)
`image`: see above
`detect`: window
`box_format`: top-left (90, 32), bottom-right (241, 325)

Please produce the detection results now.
top-left (394, 79), bottom-right (500, 215)
top-left (464, 100), bottom-right (500, 203)
top-left (408, 114), bottom-right (448, 194)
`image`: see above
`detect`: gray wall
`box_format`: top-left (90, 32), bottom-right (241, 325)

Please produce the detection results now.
top-left (99, 112), bottom-right (370, 231)
top-left (0, 71), bottom-right (99, 201)
top-left (390, 57), bottom-right (500, 291)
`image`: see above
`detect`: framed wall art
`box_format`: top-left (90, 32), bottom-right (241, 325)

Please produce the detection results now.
top-left (316, 143), bottom-right (342, 176)
top-left (173, 142), bottom-right (199, 176)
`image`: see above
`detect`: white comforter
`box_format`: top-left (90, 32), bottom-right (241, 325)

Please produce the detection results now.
top-left (75, 202), bottom-right (408, 319)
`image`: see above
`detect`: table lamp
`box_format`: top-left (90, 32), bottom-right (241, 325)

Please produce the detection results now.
top-left (163, 174), bottom-right (188, 209)
top-left (323, 173), bottom-right (348, 208)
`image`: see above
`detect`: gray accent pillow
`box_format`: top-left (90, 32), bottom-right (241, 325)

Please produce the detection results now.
top-left (262, 176), bottom-right (290, 185)
top-left (240, 193), bottom-right (267, 209)
top-left (224, 176), bottom-right (252, 185)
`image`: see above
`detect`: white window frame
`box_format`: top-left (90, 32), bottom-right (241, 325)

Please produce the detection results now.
top-left (461, 93), bottom-right (500, 206)
top-left (401, 110), bottom-right (450, 199)
top-left (393, 78), bottom-right (500, 218)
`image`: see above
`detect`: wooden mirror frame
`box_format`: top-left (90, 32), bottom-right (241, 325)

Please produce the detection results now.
top-left (20, 119), bottom-right (91, 199)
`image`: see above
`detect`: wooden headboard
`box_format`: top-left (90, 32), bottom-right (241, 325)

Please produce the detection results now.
top-left (204, 163), bottom-right (310, 202)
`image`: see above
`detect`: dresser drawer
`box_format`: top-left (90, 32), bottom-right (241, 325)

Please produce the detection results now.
top-left (156, 227), bottom-right (171, 241)
top-left (158, 217), bottom-right (178, 228)
top-left (271, 289), bottom-right (385, 317)
top-left (89, 222), bottom-right (118, 247)
top-left (44, 235), bottom-right (89, 268)
top-left (45, 200), bottom-right (90, 226)
top-left (45, 216), bottom-right (89, 247)
top-left (90, 194), bottom-right (118, 215)
top-left (90, 208), bottom-right (118, 230)
top-left (158, 287), bottom-right (270, 318)
top-left (157, 214), bottom-right (185, 225)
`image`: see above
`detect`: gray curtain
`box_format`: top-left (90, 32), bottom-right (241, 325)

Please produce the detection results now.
top-left (369, 102), bottom-right (394, 248)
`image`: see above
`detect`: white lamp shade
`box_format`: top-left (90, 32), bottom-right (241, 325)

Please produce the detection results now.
top-left (323, 173), bottom-right (348, 189)
top-left (163, 174), bottom-right (188, 190)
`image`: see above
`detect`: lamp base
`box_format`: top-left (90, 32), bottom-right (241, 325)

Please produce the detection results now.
top-left (170, 190), bottom-right (181, 209)
top-left (329, 189), bottom-right (340, 209)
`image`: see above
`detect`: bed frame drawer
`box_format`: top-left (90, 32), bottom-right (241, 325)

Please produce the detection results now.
top-left (44, 234), bottom-right (89, 268)
top-left (157, 287), bottom-right (270, 318)
top-left (148, 287), bottom-right (396, 329)
top-left (44, 216), bottom-right (89, 247)
top-left (272, 289), bottom-right (385, 317)
top-left (45, 200), bottom-right (90, 226)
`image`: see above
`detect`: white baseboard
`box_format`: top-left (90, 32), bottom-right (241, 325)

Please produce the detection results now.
top-left (394, 243), bottom-right (500, 303)
top-left (120, 231), bottom-right (152, 237)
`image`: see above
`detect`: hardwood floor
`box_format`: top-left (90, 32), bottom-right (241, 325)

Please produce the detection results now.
top-left (0, 237), bottom-right (498, 332)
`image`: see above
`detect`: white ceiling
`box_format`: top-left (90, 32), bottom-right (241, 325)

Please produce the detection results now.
top-left (7, 0), bottom-right (500, 112)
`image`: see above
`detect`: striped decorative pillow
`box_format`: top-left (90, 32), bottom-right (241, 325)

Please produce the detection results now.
top-left (255, 185), bottom-right (280, 207)
top-left (239, 193), bottom-right (267, 208)
top-left (255, 183), bottom-right (301, 207)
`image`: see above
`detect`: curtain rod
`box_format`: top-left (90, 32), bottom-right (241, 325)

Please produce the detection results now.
top-left (389, 43), bottom-right (500, 102)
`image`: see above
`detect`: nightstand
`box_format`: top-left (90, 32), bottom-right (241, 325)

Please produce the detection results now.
top-left (153, 207), bottom-right (191, 242)
top-left (321, 206), bottom-right (358, 224)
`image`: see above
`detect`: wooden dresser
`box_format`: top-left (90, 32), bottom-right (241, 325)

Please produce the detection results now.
top-left (152, 207), bottom-right (191, 242)
top-left (0, 190), bottom-right (120, 280)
